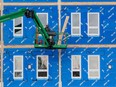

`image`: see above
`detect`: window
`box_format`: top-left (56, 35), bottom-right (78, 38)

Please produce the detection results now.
top-left (13, 17), bottom-right (23, 37)
top-left (71, 13), bottom-right (81, 36)
top-left (37, 13), bottom-right (48, 37)
top-left (88, 13), bottom-right (99, 36)
top-left (88, 55), bottom-right (100, 79)
top-left (36, 55), bottom-right (48, 79)
top-left (71, 55), bottom-right (81, 79)
top-left (37, 13), bottom-right (48, 27)
top-left (13, 55), bottom-right (23, 79)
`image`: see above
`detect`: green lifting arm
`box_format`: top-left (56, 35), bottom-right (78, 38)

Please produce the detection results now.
top-left (0, 8), bottom-right (67, 49)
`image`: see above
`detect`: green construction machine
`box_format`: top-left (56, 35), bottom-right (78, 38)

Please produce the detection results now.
top-left (0, 8), bottom-right (67, 49)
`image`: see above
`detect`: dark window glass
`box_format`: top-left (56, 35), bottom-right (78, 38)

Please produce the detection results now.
top-left (38, 72), bottom-right (47, 77)
top-left (38, 57), bottom-right (47, 69)
top-left (15, 72), bottom-right (22, 77)
top-left (73, 71), bottom-right (80, 77)
top-left (15, 29), bottom-right (22, 34)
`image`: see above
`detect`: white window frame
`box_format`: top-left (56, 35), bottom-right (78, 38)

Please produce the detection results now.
top-left (36, 55), bottom-right (49, 79)
top-left (88, 55), bottom-right (100, 79)
top-left (71, 13), bottom-right (81, 36)
top-left (88, 13), bottom-right (100, 36)
top-left (13, 17), bottom-right (23, 37)
top-left (37, 13), bottom-right (48, 37)
top-left (13, 55), bottom-right (23, 80)
top-left (71, 55), bottom-right (81, 79)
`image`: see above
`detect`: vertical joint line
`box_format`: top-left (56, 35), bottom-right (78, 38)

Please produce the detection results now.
top-left (58, 1), bottom-right (62, 87)
top-left (1, 0), bottom-right (4, 86)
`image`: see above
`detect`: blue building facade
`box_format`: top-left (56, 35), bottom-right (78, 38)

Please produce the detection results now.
top-left (61, 5), bottom-right (116, 44)
top-left (3, 6), bottom-right (58, 45)
top-left (3, 48), bottom-right (59, 87)
top-left (61, 48), bottom-right (116, 87)
top-left (1, 1), bottom-right (116, 87)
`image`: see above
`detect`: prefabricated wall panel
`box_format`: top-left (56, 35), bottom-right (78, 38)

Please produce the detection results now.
top-left (61, 48), bottom-right (116, 87)
top-left (3, 6), bottom-right (58, 45)
top-left (61, 5), bottom-right (116, 44)
top-left (3, 48), bottom-right (58, 87)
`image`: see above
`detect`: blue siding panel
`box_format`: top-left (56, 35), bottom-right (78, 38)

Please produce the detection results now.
top-left (3, 48), bottom-right (58, 87)
top-left (61, 6), bottom-right (116, 44)
top-left (3, 6), bottom-right (58, 45)
top-left (61, 48), bottom-right (116, 87)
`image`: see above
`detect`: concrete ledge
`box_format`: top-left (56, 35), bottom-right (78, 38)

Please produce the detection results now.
top-left (4, 45), bottom-right (34, 48)
top-left (3, 2), bottom-right (116, 6)
top-left (0, 44), bottom-right (115, 48)
top-left (61, 2), bottom-right (116, 5)
top-left (3, 2), bottom-right (57, 6)
top-left (68, 44), bottom-right (116, 48)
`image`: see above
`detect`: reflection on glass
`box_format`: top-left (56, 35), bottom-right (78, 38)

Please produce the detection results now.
top-left (15, 29), bottom-right (22, 34)
top-left (73, 71), bottom-right (80, 77)
top-left (73, 56), bottom-right (80, 69)
top-left (38, 56), bottom-right (47, 69)
top-left (15, 72), bottom-right (22, 77)
top-left (15, 57), bottom-right (22, 70)
top-left (15, 17), bottom-right (22, 27)
top-left (38, 72), bottom-right (47, 77)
